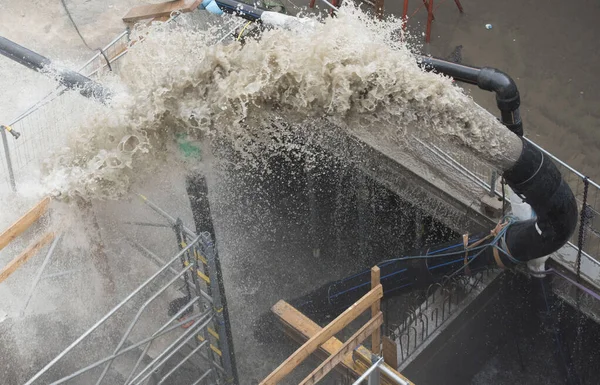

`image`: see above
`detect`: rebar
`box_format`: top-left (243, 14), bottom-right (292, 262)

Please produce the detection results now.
top-left (21, 233), bottom-right (62, 315)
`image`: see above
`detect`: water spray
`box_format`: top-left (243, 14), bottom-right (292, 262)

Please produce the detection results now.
top-left (0, 36), bottom-right (111, 102)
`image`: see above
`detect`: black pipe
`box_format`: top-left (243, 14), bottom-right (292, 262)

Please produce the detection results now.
top-left (502, 139), bottom-right (578, 260)
top-left (290, 138), bottom-right (578, 318)
top-left (418, 56), bottom-right (523, 136)
top-left (215, 0), bottom-right (265, 21)
top-left (0, 36), bottom-right (110, 102)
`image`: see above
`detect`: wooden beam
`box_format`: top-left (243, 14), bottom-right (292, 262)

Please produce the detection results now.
top-left (123, 0), bottom-right (202, 23)
top-left (382, 336), bottom-right (398, 367)
top-left (371, 266), bottom-right (381, 355)
top-left (260, 284), bottom-right (383, 385)
top-left (299, 312), bottom-right (383, 385)
top-left (0, 197), bottom-right (51, 252)
top-left (271, 300), bottom-right (413, 385)
top-left (272, 300), bottom-right (360, 377)
top-left (0, 232), bottom-right (55, 284)
top-left (354, 347), bottom-right (413, 384)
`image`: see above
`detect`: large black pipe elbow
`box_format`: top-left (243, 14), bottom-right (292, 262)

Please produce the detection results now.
top-left (0, 36), bottom-right (111, 102)
top-left (418, 56), bottom-right (523, 136)
top-left (501, 139), bottom-right (578, 261)
top-left (477, 67), bottom-right (522, 136)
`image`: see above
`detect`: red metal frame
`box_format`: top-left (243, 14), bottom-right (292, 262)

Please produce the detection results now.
top-left (375, 0), bottom-right (385, 20)
top-left (402, 0), bottom-right (409, 30)
top-left (425, 0), bottom-right (434, 43)
top-left (454, 0), bottom-right (464, 13)
top-left (401, 0), bottom-right (464, 42)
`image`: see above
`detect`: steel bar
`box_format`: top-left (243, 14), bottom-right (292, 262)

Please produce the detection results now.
top-left (95, 264), bottom-right (194, 385)
top-left (191, 369), bottom-right (213, 385)
top-left (25, 237), bottom-right (200, 385)
top-left (124, 296), bottom-right (203, 384)
top-left (137, 194), bottom-right (196, 238)
top-left (198, 351), bottom-right (226, 375)
top-left (525, 138), bottom-right (600, 190)
top-left (127, 239), bottom-right (213, 304)
top-left (130, 318), bottom-right (213, 385)
top-left (489, 171), bottom-right (498, 197)
top-left (1, 128), bottom-right (16, 191)
top-left (368, 366), bottom-right (381, 385)
top-left (50, 311), bottom-right (211, 385)
top-left (21, 233), bottom-right (62, 314)
top-left (41, 268), bottom-right (83, 279)
top-left (157, 340), bottom-right (209, 384)
top-left (413, 136), bottom-right (498, 195)
top-left (320, 0), bottom-right (340, 11)
top-left (78, 31), bottom-right (128, 73)
top-left (352, 357), bottom-right (384, 384)
top-left (379, 364), bottom-right (409, 385)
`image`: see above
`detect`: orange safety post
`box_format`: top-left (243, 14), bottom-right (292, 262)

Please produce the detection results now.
top-left (375, 0), bottom-right (384, 19)
top-left (425, 0), bottom-right (433, 43)
top-left (454, 0), bottom-right (464, 13)
top-left (371, 266), bottom-right (381, 355)
top-left (422, 0), bottom-right (435, 20)
top-left (309, 0), bottom-right (316, 8)
top-left (330, 0), bottom-right (338, 16)
top-left (402, 0), bottom-right (409, 30)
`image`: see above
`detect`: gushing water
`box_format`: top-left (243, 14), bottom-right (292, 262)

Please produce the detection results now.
top-left (39, 4), bottom-right (520, 201)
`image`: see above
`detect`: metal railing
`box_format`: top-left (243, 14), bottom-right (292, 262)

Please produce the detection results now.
top-left (389, 269), bottom-right (497, 367)
top-left (415, 134), bottom-right (600, 278)
top-left (352, 356), bottom-right (409, 385)
top-left (0, 14), bottom-right (247, 194)
top-left (0, 30), bottom-right (130, 193)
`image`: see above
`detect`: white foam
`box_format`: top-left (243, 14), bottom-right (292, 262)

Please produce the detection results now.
top-left (36, 4), bottom-right (520, 201)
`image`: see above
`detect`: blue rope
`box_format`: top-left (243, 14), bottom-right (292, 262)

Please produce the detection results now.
top-left (329, 269), bottom-right (409, 300)
top-left (328, 219), bottom-right (519, 302)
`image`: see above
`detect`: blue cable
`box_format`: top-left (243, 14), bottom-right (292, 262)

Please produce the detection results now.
top-left (328, 221), bottom-right (517, 302)
top-left (329, 269), bottom-right (408, 300)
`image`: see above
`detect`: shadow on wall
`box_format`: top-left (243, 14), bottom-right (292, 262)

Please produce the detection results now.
top-left (403, 272), bottom-right (600, 385)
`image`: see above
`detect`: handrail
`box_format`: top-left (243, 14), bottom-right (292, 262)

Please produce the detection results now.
top-left (24, 237), bottom-right (201, 385)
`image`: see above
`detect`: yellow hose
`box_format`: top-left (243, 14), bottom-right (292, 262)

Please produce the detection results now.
top-left (236, 21), bottom-right (253, 41)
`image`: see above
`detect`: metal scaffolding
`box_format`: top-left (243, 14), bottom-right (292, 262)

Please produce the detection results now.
top-left (23, 196), bottom-right (238, 385)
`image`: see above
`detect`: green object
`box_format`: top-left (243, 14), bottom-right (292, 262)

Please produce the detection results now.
top-left (176, 134), bottom-right (202, 159)
top-left (261, 0), bottom-right (287, 14)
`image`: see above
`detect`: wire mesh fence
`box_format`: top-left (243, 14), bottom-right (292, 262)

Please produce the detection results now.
top-left (418, 135), bottom-right (600, 274)
top-left (0, 30), bottom-right (131, 194)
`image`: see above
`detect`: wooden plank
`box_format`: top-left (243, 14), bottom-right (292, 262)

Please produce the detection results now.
top-left (300, 312), bottom-right (383, 385)
top-left (272, 300), bottom-right (359, 377)
top-left (371, 266), bottom-right (381, 355)
top-left (382, 336), bottom-right (398, 367)
top-left (0, 197), bottom-right (51, 252)
top-left (0, 232), bottom-right (55, 284)
top-left (272, 300), bottom-right (413, 385)
top-left (354, 346), bottom-right (414, 385)
top-left (261, 284), bottom-right (383, 385)
top-left (123, 0), bottom-right (202, 22)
